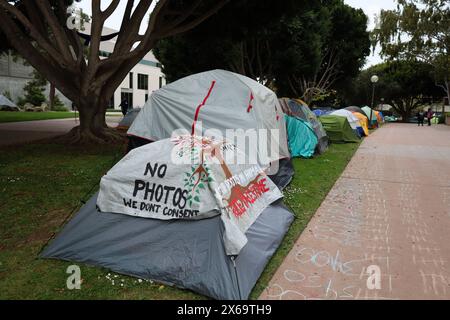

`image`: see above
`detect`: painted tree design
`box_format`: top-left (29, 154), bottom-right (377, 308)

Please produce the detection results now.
top-left (172, 135), bottom-right (267, 215)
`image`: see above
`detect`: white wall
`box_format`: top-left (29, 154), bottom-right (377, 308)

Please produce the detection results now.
top-left (113, 62), bottom-right (166, 109)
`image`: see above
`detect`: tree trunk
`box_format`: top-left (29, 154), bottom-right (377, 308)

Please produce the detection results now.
top-left (54, 96), bottom-right (125, 144)
top-left (49, 82), bottom-right (55, 110)
top-left (445, 79), bottom-right (450, 112)
top-left (400, 110), bottom-right (411, 123)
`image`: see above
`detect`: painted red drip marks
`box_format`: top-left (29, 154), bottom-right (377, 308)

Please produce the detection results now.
top-left (247, 92), bottom-right (254, 113)
top-left (228, 178), bottom-right (270, 218)
top-left (191, 80), bottom-right (216, 135)
top-left (274, 104), bottom-right (280, 121)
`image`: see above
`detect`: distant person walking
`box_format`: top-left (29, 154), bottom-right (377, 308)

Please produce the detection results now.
top-left (119, 99), bottom-right (130, 116)
top-left (417, 110), bottom-right (424, 126)
top-left (426, 108), bottom-right (434, 126)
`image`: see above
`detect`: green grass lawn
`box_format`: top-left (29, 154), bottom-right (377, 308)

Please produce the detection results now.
top-left (0, 111), bottom-right (77, 123)
top-left (0, 141), bottom-right (359, 299)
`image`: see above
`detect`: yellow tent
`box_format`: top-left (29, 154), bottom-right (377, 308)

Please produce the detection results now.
top-left (352, 112), bottom-right (369, 136)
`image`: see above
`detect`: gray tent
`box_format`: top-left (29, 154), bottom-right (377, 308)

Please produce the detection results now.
top-left (278, 98), bottom-right (328, 154)
top-left (0, 94), bottom-right (19, 111)
top-left (40, 71), bottom-right (296, 299)
top-left (40, 193), bottom-right (293, 300)
top-left (344, 106), bottom-right (368, 119)
top-left (117, 108), bottom-right (141, 130)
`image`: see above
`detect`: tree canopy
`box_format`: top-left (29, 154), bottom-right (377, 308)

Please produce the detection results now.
top-left (346, 60), bottom-right (442, 120)
top-left (154, 0), bottom-right (371, 104)
top-left (373, 0), bottom-right (450, 104)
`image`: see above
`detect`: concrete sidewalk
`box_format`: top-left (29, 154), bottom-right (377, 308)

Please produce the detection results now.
top-left (0, 116), bottom-right (121, 147)
top-left (260, 123), bottom-right (450, 300)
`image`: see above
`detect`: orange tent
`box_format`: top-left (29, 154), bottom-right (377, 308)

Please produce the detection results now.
top-left (374, 111), bottom-right (383, 125)
top-left (352, 112), bottom-right (369, 136)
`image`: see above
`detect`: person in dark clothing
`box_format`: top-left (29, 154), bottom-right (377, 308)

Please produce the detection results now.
top-left (426, 108), bottom-right (433, 126)
top-left (417, 110), bottom-right (424, 126)
top-left (119, 99), bottom-right (129, 116)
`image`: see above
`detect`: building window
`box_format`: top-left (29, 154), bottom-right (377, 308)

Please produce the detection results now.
top-left (129, 72), bottom-right (133, 89)
top-left (121, 91), bottom-right (133, 109)
top-left (138, 74), bottom-right (148, 90)
top-left (99, 51), bottom-right (111, 58)
top-left (159, 76), bottom-right (164, 88)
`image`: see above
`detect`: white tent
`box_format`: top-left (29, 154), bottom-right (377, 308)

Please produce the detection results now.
top-left (0, 94), bottom-right (19, 111)
top-left (128, 69), bottom-right (290, 167)
top-left (331, 109), bottom-right (361, 130)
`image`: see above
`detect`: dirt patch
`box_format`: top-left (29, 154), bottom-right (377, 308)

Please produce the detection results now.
top-left (12, 209), bottom-right (71, 250)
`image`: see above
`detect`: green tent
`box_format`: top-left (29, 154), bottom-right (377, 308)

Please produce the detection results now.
top-left (284, 115), bottom-right (318, 158)
top-left (319, 115), bottom-right (360, 143)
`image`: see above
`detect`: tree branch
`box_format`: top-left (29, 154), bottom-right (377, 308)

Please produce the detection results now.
top-left (0, 0), bottom-right (70, 69)
top-left (101, 0), bottom-right (120, 19)
top-left (0, 6), bottom-right (78, 102)
top-left (35, 0), bottom-right (73, 63)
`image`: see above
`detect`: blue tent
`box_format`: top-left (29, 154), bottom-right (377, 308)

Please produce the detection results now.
top-left (313, 109), bottom-right (325, 117)
top-left (284, 115), bottom-right (318, 158)
top-left (356, 127), bottom-right (365, 137)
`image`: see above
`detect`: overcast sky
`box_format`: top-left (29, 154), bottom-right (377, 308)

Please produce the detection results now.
top-left (344, 0), bottom-right (397, 66)
top-left (76, 0), bottom-right (398, 67)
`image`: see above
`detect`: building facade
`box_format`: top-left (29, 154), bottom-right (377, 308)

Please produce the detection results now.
top-left (0, 22), bottom-right (165, 110)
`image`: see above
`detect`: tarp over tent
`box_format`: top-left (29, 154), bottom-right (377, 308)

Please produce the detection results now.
top-left (0, 94), bottom-right (19, 111)
top-left (284, 115), bottom-right (318, 158)
top-left (278, 98), bottom-right (328, 154)
top-left (128, 69), bottom-right (290, 167)
top-left (97, 135), bottom-right (283, 256)
top-left (319, 115), bottom-right (360, 143)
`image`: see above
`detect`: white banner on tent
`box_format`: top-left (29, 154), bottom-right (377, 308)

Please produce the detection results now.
top-left (97, 135), bottom-right (283, 255)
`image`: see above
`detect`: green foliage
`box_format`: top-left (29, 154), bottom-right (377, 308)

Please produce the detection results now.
top-left (154, 0), bottom-right (370, 100)
top-left (346, 60), bottom-right (441, 120)
top-left (23, 71), bottom-right (47, 106)
top-left (16, 96), bottom-right (26, 107)
top-left (0, 111), bottom-right (75, 123)
top-left (373, 0), bottom-right (450, 101)
top-left (52, 95), bottom-right (67, 111)
top-left (154, 0), bottom-right (307, 83)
